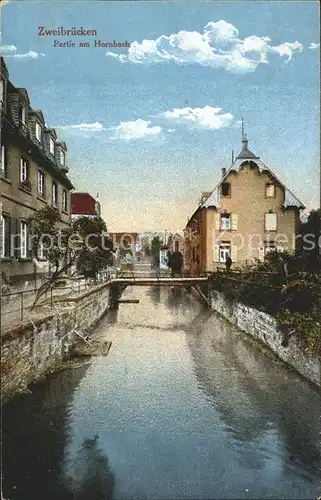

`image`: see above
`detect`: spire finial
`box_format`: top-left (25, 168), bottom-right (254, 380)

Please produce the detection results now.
top-left (241, 118), bottom-right (248, 150)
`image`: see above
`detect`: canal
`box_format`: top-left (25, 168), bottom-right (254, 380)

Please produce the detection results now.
top-left (2, 285), bottom-right (321, 500)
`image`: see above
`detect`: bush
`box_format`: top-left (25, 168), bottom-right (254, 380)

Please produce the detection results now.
top-left (210, 252), bottom-right (321, 356)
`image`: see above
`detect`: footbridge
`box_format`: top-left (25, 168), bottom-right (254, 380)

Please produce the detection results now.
top-left (107, 272), bottom-right (212, 309)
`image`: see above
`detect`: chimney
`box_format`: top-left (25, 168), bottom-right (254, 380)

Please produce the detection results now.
top-left (201, 191), bottom-right (211, 204)
top-left (222, 168), bottom-right (226, 178)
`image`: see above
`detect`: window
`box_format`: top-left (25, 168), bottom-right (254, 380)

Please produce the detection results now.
top-left (49, 137), bottom-right (55, 155)
top-left (62, 189), bottom-right (68, 212)
top-left (220, 214), bottom-right (231, 231)
top-left (221, 182), bottom-right (231, 197)
top-left (37, 170), bottom-right (45, 196)
top-left (19, 104), bottom-right (26, 125)
top-left (264, 213), bottom-right (277, 231)
top-left (266, 183), bottom-right (276, 198)
top-left (20, 221), bottom-right (28, 259)
top-left (20, 157), bottom-right (29, 183)
top-left (52, 181), bottom-right (58, 206)
top-left (35, 122), bottom-right (42, 142)
top-left (1, 215), bottom-right (11, 258)
top-left (60, 149), bottom-right (65, 166)
top-left (38, 241), bottom-right (46, 260)
top-left (219, 243), bottom-right (230, 263)
top-left (1, 144), bottom-right (8, 178)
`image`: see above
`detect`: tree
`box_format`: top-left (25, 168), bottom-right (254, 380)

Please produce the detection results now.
top-left (296, 209), bottom-right (321, 273)
top-left (151, 236), bottom-right (163, 266)
top-left (30, 207), bottom-right (114, 308)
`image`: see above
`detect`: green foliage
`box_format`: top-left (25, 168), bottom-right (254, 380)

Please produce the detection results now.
top-left (30, 206), bottom-right (69, 270)
top-left (71, 216), bottom-right (114, 279)
top-left (30, 209), bottom-right (114, 280)
top-left (278, 311), bottom-right (321, 356)
top-left (211, 245), bottom-right (321, 356)
top-left (151, 236), bottom-right (163, 265)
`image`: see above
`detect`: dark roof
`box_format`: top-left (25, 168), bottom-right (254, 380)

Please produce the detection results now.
top-left (236, 148), bottom-right (259, 159)
top-left (72, 193), bottom-right (97, 215)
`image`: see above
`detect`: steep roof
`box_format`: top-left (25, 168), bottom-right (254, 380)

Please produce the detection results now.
top-left (71, 192), bottom-right (97, 215)
top-left (202, 136), bottom-right (305, 210)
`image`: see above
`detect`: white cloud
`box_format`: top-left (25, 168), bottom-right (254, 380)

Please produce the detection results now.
top-left (55, 122), bottom-right (105, 132)
top-left (0, 46), bottom-right (45, 59)
top-left (163, 105), bottom-right (233, 129)
top-left (0, 44), bottom-right (17, 53)
top-left (106, 20), bottom-right (303, 73)
top-left (309, 42), bottom-right (320, 50)
top-left (110, 119), bottom-right (162, 140)
top-left (270, 41), bottom-right (303, 62)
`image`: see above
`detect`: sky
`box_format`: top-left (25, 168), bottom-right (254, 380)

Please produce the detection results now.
top-left (0, 0), bottom-right (320, 232)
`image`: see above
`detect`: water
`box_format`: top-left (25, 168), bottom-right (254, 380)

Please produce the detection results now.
top-left (2, 285), bottom-right (321, 500)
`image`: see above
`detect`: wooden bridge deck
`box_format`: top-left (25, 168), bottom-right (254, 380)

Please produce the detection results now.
top-left (108, 276), bottom-right (209, 286)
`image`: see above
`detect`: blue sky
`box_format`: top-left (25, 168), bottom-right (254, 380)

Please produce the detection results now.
top-left (0, 0), bottom-right (319, 231)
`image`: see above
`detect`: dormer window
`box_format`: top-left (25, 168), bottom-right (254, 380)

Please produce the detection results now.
top-left (60, 149), bottom-right (65, 166)
top-left (35, 122), bottom-right (42, 142)
top-left (221, 182), bottom-right (231, 197)
top-left (265, 183), bottom-right (276, 198)
top-left (49, 137), bottom-right (55, 155)
top-left (19, 104), bottom-right (26, 125)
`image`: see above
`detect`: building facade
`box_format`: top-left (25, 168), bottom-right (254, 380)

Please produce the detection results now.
top-left (0, 57), bottom-right (74, 286)
top-left (184, 135), bottom-right (305, 274)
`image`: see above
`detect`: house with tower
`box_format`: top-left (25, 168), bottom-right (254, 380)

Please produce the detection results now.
top-left (184, 127), bottom-right (305, 274)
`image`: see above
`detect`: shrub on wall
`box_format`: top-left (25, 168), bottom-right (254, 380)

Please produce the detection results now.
top-left (210, 251), bottom-right (321, 356)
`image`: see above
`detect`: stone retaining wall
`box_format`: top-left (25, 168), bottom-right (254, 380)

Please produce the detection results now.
top-left (210, 289), bottom-right (321, 387)
top-left (1, 283), bottom-right (110, 403)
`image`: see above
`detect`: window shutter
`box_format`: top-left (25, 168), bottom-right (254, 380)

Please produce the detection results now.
top-left (5, 216), bottom-right (11, 257)
top-left (265, 213), bottom-right (277, 231)
top-left (12, 218), bottom-right (20, 259)
top-left (215, 213), bottom-right (220, 230)
top-left (20, 158), bottom-right (23, 182)
top-left (213, 244), bottom-right (219, 263)
top-left (259, 246), bottom-right (265, 262)
top-left (231, 213), bottom-right (238, 231)
top-left (231, 245), bottom-right (237, 262)
top-left (1, 145), bottom-right (4, 171)
top-left (27, 221), bottom-right (32, 258)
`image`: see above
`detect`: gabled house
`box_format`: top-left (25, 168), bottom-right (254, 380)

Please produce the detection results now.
top-left (184, 133), bottom-right (305, 274)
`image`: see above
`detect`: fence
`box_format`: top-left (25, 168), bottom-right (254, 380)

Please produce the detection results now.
top-left (0, 268), bottom-right (118, 333)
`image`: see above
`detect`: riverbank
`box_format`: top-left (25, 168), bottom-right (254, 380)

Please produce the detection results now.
top-left (0, 282), bottom-right (111, 403)
top-left (210, 289), bottom-right (321, 387)
top-left (2, 285), bottom-right (320, 500)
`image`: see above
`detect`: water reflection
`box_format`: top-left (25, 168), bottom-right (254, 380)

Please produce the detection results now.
top-left (2, 286), bottom-right (321, 500)
top-left (2, 364), bottom-right (90, 500)
top-left (63, 435), bottom-right (115, 499)
top-left (186, 314), bottom-right (321, 477)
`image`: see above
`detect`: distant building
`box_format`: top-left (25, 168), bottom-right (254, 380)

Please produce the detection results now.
top-left (167, 232), bottom-right (185, 254)
top-left (71, 192), bottom-right (101, 220)
top-left (184, 133), bottom-right (305, 274)
top-left (0, 57), bottom-right (74, 287)
top-left (108, 232), bottom-right (138, 251)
